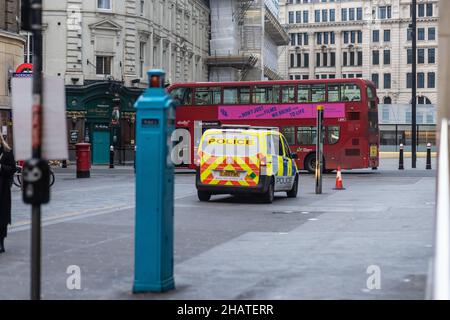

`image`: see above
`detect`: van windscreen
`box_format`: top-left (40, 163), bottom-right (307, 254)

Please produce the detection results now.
top-left (201, 133), bottom-right (260, 157)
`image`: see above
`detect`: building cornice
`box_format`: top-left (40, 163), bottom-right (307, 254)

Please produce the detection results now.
top-left (284, 17), bottom-right (439, 31)
top-left (0, 30), bottom-right (26, 43)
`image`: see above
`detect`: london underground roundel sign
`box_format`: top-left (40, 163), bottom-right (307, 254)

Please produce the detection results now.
top-left (15, 63), bottom-right (33, 73)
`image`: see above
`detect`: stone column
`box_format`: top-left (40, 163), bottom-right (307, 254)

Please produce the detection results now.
top-left (309, 31), bottom-right (315, 79)
top-left (335, 31), bottom-right (342, 78)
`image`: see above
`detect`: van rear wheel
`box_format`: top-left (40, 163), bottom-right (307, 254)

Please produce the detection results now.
top-left (198, 190), bottom-right (211, 202)
top-left (261, 180), bottom-right (274, 204)
top-left (286, 175), bottom-right (298, 198)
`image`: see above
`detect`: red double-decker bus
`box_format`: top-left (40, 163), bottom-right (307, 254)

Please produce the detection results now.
top-left (168, 78), bottom-right (379, 172)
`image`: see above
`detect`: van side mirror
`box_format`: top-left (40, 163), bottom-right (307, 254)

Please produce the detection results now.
top-left (290, 153), bottom-right (298, 159)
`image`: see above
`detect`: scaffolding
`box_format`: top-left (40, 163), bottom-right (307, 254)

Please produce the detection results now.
top-left (233, 0), bottom-right (255, 25)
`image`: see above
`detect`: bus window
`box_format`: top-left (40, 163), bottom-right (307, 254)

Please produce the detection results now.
top-left (297, 126), bottom-right (317, 145)
top-left (341, 83), bottom-right (361, 101)
top-left (367, 86), bottom-right (377, 110)
top-left (253, 86), bottom-right (280, 104)
top-left (298, 85), bottom-right (310, 103)
top-left (327, 126), bottom-right (340, 144)
top-left (224, 87), bottom-right (251, 104)
top-left (281, 127), bottom-right (296, 145)
top-left (239, 87), bottom-right (250, 104)
top-left (223, 88), bottom-right (238, 104)
top-left (328, 84), bottom-right (340, 102)
top-left (311, 84), bottom-right (326, 102)
top-left (170, 87), bottom-right (192, 106)
top-left (281, 85), bottom-right (296, 103)
top-left (194, 87), bottom-right (221, 105)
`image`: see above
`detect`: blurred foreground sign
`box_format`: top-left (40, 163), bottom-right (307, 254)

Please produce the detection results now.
top-left (11, 77), bottom-right (69, 161)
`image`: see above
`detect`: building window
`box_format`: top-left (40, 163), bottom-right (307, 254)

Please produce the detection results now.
top-left (382, 107), bottom-right (390, 122)
top-left (418, 72), bottom-right (425, 88)
top-left (426, 3), bottom-right (433, 17)
top-left (378, 6), bottom-right (391, 19)
top-left (289, 12), bottom-right (294, 24)
top-left (406, 111), bottom-right (412, 124)
top-left (418, 28), bottom-right (425, 41)
top-left (330, 52), bottom-right (336, 67)
top-left (372, 50), bottom-right (379, 65)
top-left (372, 74), bottom-right (379, 89)
top-left (407, 73), bottom-right (412, 88)
top-left (418, 49), bottom-right (425, 64)
top-left (139, 42), bottom-right (145, 78)
top-left (343, 52), bottom-right (347, 66)
top-left (428, 48), bottom-right (436, 64)
top-left (384, 73), bottom-right (391, 89)
top-left (323, 53), bottom-right (328, 67)
top-left (407, 49), bottom-right (413, 64)
top-left (418, 4), bottom-right (425, 17)
top-left (373, 30), bottom-right (379, 42)
top-left (429, 28), bottom-right (436, 41)
top-left (304, 53), bottom-right (309, 68)
top-left (384, 30), bottom-right (390, 42)
top-left (330, 9), bottom-right (335, 22)
top-left (97, 0), bottom-right (111, 10)
top-left (428, 72), bottom-right (436, 88)
top-left (316, 53), bottom-right (321, 67)
top-left (296, 11), bottom-right (301, 23)
top-left (315, 10), bottom-right (320, 22)
top-left (357, 7), bottom-right (363, 20)
top-left (140, 0), bottom-right (144, 15)
top-left (290, 53), bottom-right (295, 68)
top-left (349, 8), bottom-right (355, 21)
top-left (383, 50), bottom-right (390, 65)
top-left (96, 56), bottom-right (112, 75)
top-left (24, 33), bottom-right (34, 64)
top-left (303, 11), bottom-right (309, 23)
top-left (341, 8), bottom-right (347, 21)
top-left (322, 9), bottom-right (328, 22)
top-left (357, 51), bottom-right (363, 66)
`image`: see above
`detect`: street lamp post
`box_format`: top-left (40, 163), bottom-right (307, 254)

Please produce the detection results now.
top-left (411, 0), bottom-right (417, 168)
top-left (21, 0), bottom-right (51, 300)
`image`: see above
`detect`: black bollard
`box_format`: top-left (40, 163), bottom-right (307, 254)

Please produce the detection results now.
top-left (62, 160), bottom-right (67, 168)
top-left (399, 144), bottom-right (404, 170)
top-left (110, 146), bottom-right (115, 169)
top-left (426, 143), bottom-right (432, 170)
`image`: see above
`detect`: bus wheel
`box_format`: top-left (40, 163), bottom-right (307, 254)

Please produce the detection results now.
top-left (304, 154), bottom-right (316, 173)
top-left (261, 179), bottom-right (274, 204)
top-left (198, 190), bottom-right (211, 202)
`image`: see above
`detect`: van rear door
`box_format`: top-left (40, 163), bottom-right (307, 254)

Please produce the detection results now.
top-left (199, 132), bottom-right (261, 187)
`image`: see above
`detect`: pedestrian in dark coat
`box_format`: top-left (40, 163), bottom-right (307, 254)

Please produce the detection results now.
top-left (0, 134), bottom-right (16, 253)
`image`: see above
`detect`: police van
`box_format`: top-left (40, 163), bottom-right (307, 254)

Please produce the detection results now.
top-left (196, 126), bottom-right (299, 203)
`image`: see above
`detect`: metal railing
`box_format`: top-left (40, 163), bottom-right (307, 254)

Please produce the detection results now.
top-left (432, 118), bottom-right (450, 300)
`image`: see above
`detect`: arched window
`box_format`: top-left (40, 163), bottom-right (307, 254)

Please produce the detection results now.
top-left (410, 96), bottom-right (433, 105)
top-left (383, 96), bottom-right (392, 104)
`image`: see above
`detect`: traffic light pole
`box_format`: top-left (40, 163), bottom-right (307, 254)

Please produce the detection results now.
top-left (411, 0), bottom-right (417, 168)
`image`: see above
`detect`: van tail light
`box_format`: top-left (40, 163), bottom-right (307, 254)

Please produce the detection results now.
top-left (259, 155), bottom-right (267, 166)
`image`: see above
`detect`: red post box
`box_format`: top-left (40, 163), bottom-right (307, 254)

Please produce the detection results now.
top-left (75, 143), bottom-right (91, 178)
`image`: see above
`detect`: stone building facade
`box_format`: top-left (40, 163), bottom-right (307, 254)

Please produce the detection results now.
top-left (279, 0), bottom-right (439, 150)
top-left (279, 0), bottom-right (438, 105)
top-left (0, 0), bottom-right (24, 145)
top-left (36, 0), bottom-right (210, 163)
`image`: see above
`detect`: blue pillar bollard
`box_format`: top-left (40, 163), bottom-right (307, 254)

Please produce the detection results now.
top-left (133, 70), bottom-right (175, 293)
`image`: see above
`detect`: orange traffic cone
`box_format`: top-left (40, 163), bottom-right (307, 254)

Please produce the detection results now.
top-left (333, 166), bottom-right (346, 190)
